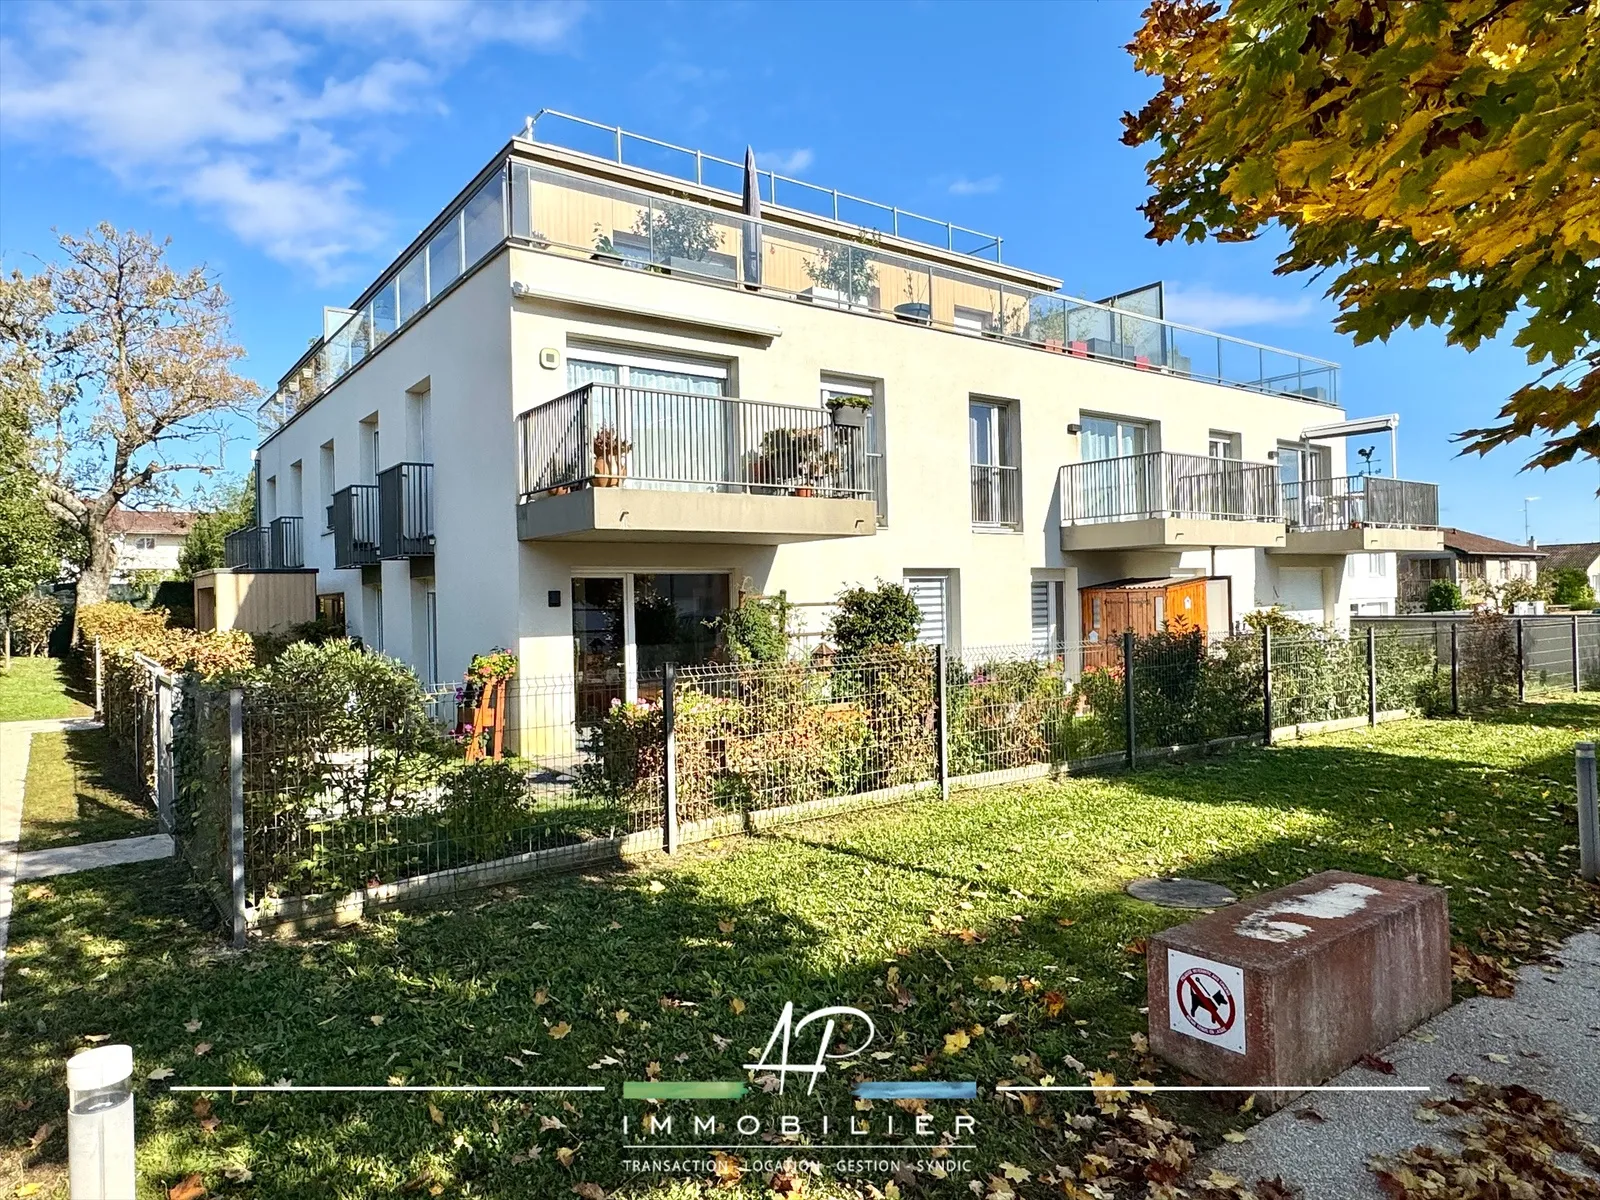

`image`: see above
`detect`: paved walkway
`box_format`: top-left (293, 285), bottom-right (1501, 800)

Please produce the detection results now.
top-left (1205, 930), bottom-right (1600, 1197)
top-left (0, 716), bottom-right (172, 1002)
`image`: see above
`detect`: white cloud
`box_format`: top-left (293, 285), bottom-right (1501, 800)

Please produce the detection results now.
top-left (0, 1), bottom-right (585, 281)
top-left (757, 148), bottom-right (815, 176)
top-left (1163, 284), bottom-right (1317, 329)
top-left (948, 175), bottom-right (1001, 196)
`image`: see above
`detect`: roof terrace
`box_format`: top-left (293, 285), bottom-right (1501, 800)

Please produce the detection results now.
top-left (262, 114), bottom-right (1340, 436)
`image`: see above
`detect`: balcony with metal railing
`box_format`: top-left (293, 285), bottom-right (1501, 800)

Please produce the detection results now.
top-left (515, 382), bottom-right (877, 543)
top-left (1279, 475), bottom-right (1443, 554)
top-left (261, 121), bottom-right (1342, 437)
top-left (332, 485), bottom-right (381, 569)
top-left (222, 517), bottom-right (305, 571)
top-left (378, 463), bottom-right (435, 559)
top-left (1059, 452), bottom-right (1286, 551)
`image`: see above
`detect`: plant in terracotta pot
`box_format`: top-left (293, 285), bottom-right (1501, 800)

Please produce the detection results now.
top-left (456, 648), bottom-right (518, 760)
top-left (593, 426), bottom-right (633, 487)
top-left (795, 444), bottom-right (841, 498)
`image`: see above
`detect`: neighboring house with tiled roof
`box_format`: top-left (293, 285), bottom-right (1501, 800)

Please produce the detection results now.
top-left (1539, 542), bottom-right (1600, 595)
top-left (104, 508), bottom-right (197, 582)
top-left (1398, 527), bottom-right (1544, 610)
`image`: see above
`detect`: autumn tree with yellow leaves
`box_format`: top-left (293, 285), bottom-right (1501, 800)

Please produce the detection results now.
top-left (1122, 0), bottom-right (1599, 470)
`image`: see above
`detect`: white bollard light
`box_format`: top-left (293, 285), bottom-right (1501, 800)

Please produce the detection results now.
top-left (67, 1044), bottom-right (135, 1200)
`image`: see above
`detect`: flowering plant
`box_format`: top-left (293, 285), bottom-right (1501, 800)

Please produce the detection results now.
top-left (466, 649), bottom-right (518, 685)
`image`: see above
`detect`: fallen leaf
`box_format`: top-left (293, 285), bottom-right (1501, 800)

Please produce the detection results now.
top-left (1485, 1052), bottom-right (1511, 1064)
top-left (533, 988), bottom-right (549, 1007)
top-left (184, 1019), bottom-right (203, 1033)
top-left (717, 919), bottom-right (736, 934)
top-left (222, 1165), bottom-right (252, 1183)
top-left (147, 1066), bottom-right (175, 1081)
top-left (556, 1146), bottom-right (577, 1168)
top-left (428, 1102), bottom-right (445, 1126)
top-left (943, 1029), bottom-right (971, 1055)
top-left (1294, 1107), bottom-right (1326, 1124)
top-left (27, 1123), bottom-right (53, 1150)
top-left (647, 880), bottom-right (665, 893)
top-left (168, 1174), bottom-right (207, 1200)
top-left (548, 1022), bottom-right (572, 1040)
top-left (1223, 1130), bottom-right (1249, 1142)
top-left (999, 1162), bottom-right (1030, 1182)
top-left (1356, 1053), bottom-right (1396, 1075)
top-left (728, 997), bottom-right (746, 1015)
top-left (369, 1014), bottom-right (385, 1026)
top-left (571, 1185), bottom-right (606, 1200)
top-left (192, 1042), bottom-right (212, 1057)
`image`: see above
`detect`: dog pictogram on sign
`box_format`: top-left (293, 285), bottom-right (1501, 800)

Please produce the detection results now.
top-left (1167, 950), bottom-right (1246, 1054)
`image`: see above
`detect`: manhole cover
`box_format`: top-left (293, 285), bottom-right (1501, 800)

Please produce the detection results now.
top-left (1125, 878), bottom-right (1237, 908)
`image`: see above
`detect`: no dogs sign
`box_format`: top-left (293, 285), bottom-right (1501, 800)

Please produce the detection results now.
top-left (1167, 949), bottom-right (1246, 1055)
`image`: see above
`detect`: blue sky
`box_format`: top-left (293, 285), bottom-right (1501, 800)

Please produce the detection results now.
top-left (2, 0), bottom-right (1593, 545)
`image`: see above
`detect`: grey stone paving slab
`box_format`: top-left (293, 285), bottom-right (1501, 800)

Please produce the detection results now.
top-left (16, 833), bottom-right (174, 880)
top-left (1126, 877), bottom-right (1238, 908)
top-left (1203, 931), bottom-right (1600, 1197)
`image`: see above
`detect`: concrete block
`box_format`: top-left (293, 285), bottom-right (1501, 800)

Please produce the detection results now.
top-left (1146, 870), bottom-right (1451, 1110)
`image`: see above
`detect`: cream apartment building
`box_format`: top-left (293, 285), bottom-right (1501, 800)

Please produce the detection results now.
top-left (236, 113), bottom-right (1443, 732)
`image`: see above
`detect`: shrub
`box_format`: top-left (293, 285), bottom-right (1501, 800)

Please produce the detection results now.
top-left (713, 589), bottom-right (791, 664)
top-left (438, 759), bottom-right (532, 862)
top-left (830, 581), bottom-right (921, 657)
top-left (1497, 576), bottom-right (1547, 609)
top-left (1459, 612), bottom-right (1519, 709)
top-left (948, 656), bottom-right (1076, 774)
top-left (1425, 579), bottom-right (1465, 612)
top-left (1545, 567), bottom-right (1595, 609)
top-left (2, 593), bottom-right (63, 655)
top-left (77, 601), bottom-right (255, 676)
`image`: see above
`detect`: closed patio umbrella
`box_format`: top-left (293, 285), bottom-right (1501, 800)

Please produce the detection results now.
top-left (742, 146), bottom-right (761, 288)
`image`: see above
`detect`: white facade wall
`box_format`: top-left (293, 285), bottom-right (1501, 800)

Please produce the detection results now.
top-left (1342, 552), bottom-right (1399, 616)
top-left (110, 532), bottom-right (186, 580)
top-left (258, 235), bottom-right (1360, 692)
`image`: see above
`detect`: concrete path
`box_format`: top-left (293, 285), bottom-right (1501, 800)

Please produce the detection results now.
top-left (1204, 930), bottom-right (1600, 1197)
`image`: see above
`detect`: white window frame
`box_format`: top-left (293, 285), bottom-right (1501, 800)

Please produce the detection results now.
top-left (822, 374), bottom-right (885, 526)
top-left (565, 345), bottom-right (730, 389)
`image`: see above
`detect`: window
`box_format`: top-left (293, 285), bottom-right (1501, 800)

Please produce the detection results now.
top-left (905, 574), bottom-right (950, 647)
top-left (320, 442), bottom-right (335, 530)
top-left (288, 461), bottom-right (303, 518)
top-left (822, 376), bottom-right (884, 525)
top-left (424, 590), bottom-right (439, 684)
top-left (1079, 415), bottom-right (1149, 461)
top-left (1208, 431), bottom-right (1240, 460)
top-left (263, 475), bottom-right (277, 522)
top-left (1031, 579), bottom-right (1064, 654)
top-left (953, 306), bottom-right (987, 334)
top-left (571, 572), bottom-right (731, 718)
top-left (134, 535), bottom-right (156, 550)
top-left (969, 399), bottom-right (1019, 527)
top-left (566, 350), bottom-right (730, 492)
top-left (317, 593), bottom-right (346, 634)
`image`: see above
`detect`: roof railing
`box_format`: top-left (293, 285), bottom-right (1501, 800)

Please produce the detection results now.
top-left (524, 109), bottom-right (1004, 262)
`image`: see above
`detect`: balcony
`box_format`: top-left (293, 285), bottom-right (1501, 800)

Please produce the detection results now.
top-left (222, 517), bottom-right (305, 570)
top-left (1279, 475), bottom-right (1443, 554)
top-left (516, 383), bottom-right (877, 544)
top-left (378, 462), bottom-right (435, 559)
top-left (332, 485), bottom-right (380, 569)
top-left (1059, 452), bottom-right (1286, 552)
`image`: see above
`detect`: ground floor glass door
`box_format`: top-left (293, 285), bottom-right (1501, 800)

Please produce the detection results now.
top-left (572, 572), bottom-right (730, 719)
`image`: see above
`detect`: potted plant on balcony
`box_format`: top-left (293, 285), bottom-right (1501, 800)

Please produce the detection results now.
top-left (592, 224), bottom-right (623, 265)
top-left (825, 393), bottom-right (872, 430)
top-left (795, 443), bottom-right (842, 498)
top-left (593, 426), bottom-right (633, 487)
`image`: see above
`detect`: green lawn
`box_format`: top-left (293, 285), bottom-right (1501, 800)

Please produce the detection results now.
top-left (0, 656), bottom-right (92, 723)
top-left (18, 728), bottom-right (156, 852)
top-left (2, 701), bottom-right (1598, 1199)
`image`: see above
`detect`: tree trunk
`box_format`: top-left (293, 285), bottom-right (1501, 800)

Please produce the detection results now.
top-left (72, 520), bottom-right (118, 643)
top-left (4, 625), bottom-right (10, 674)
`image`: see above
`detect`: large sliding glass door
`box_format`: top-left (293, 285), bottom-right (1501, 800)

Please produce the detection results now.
top-left (572, 571), bottom-right (731, 719)
top-left (568, 353), bottom-right (728, 491)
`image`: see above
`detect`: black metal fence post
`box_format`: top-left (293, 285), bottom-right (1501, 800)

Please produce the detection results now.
top-left (1516, 618), bottom-right (1526, 703)
top-left (662, 662), bottom-right (679, 854)
top-left (1122, 630), bottom-right (1137, 770)
top-left (227, 688), bottom-right (247, 949)
top-left (1366, 625), bottom-right (1378, 726)
top-left (1262, 624), bottom-right (1274, 745)
top-left (1450, 622), bottom-right (1460, 715)
top-left (934, 644), bottom-right (949, 802)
